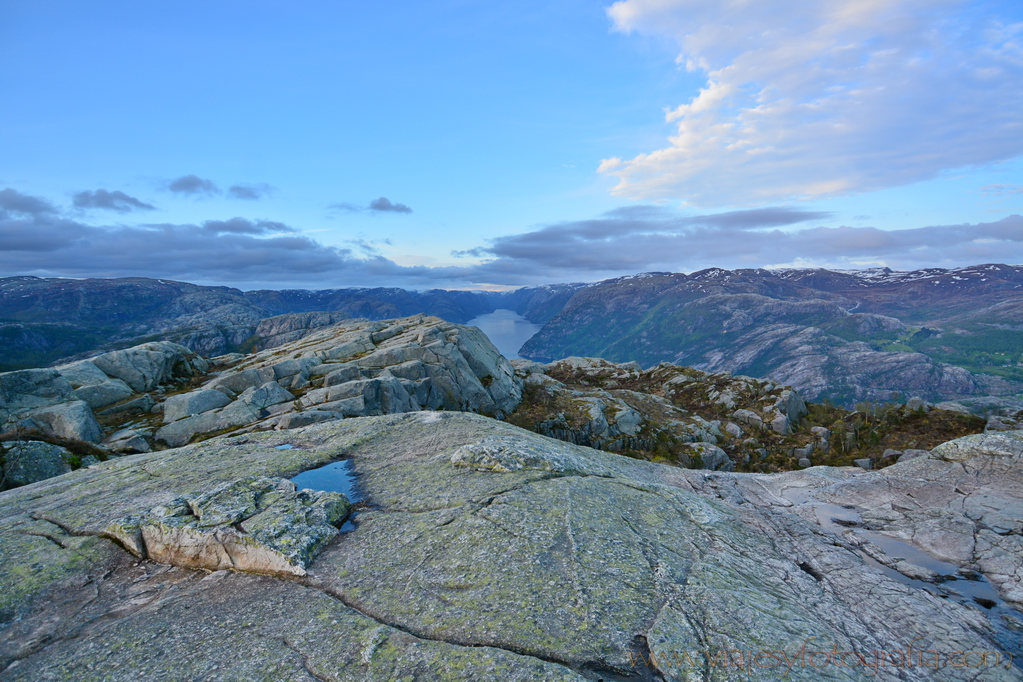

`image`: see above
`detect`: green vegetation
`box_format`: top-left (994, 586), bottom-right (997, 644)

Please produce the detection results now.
top-left (905, 325), bottom-right (1023, 383)
top-left (0, 323), bottom-right (110, 371)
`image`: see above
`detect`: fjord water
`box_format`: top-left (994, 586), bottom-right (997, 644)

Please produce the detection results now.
top-left (466, 308), bottom-right (543, 359)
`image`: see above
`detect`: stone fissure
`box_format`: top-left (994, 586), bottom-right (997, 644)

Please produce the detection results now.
top-left (282, 637), bottom-right (335, 682)
top-left (297, 576), bottom-right (606, 680)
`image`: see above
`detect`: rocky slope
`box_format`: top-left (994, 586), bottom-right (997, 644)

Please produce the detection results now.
top-left (0, 413), bottom-right (1020, 680)
top-left (0, 315), bottom-right (520, 471)
top-left (1, 316), bottom-right (990, 489)
top-left (520, 265), bottom-right (1023, 405)
top-left (506, 356), bottom-right (988, 473)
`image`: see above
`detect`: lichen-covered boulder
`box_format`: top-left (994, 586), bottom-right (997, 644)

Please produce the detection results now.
top-left (55, 360), bottom-right (135, 409)
top-left (25, 400), bottom-right (103, 443)
top-left (1, 440), bottom-right (73, 488)
top-left (89, 341), bottom-right (207, 392)
top-left (105, 476), bottom-right (350, 576)
top-left (162, 388), bottom-right (232, 423)
top-left (0, 368), bottom-right (74, 421)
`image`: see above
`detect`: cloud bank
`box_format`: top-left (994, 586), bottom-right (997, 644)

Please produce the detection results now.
top-left (167, 174), bottom-right (220, 196)
top-left (228, 184), bottom-right (273, 200)
top-left (466, 206), bottom-right (1023, 279)
top-left (0, 189), bottom-right (465, 290)
top-left (331, 197), bottom-right (413, 214)
top-left (3, 189), bottom-right (1022, 289)
top-left (601, 0), bottom-right (1023, 206)
top-left (73, 189), bottom-right (155, 212)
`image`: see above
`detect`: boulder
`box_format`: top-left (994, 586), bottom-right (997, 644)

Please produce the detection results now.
top-left (105, 476), bottom-right (350, 576)
top-left (89, 341), bottom-right (206, 392)
top-left (97, 393), bottom-right (155, 416)
top-left (274, 410), bottom-right (339, 430)
top-left (235, 381), bottom-right (295, 411)
top-left (154, 402), bottom-right (262, 447)
top-left (104, 428), bottom-right (152, 454)
top-left (163, 389), bottom-right (232, 423)
top-left (206, 366), bottom-right (277, 397)
top-left (0, 368), bottom-right (74, 420)
top-left (56, 360), bottom-right (135, 409)
top-left (680, 441), bottom-right (733, 471)
top-left (1, 440), bottom-right (73, 488)
top-left (26, 400), bottom-right (103, 443)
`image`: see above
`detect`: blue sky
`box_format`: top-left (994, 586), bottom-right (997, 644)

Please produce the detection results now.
top-left (1, 0), bottom-right (1022, 290)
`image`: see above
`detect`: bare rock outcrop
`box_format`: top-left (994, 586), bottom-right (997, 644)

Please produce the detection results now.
top-left (0, 414), bottom-right (1018, 680)
top-left (105, 476), bottom-right (350, 576)
top-left (153, 315), bottom-right (522, 447)
top-left (507, 356), bottom-right (810, 471)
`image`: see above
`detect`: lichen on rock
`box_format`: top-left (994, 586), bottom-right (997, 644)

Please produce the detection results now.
top-left (104, 475), bottom-right (350, 576)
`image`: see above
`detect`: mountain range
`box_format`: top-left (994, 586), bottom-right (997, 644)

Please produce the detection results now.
top-left (5, 263), bottom-right (1023, 407)
top-left (0, 276), bottom-right (580, 370)
top-left (521, 264), bottom-right (1023, 405)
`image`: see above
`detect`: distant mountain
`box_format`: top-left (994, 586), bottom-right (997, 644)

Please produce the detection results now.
top-left (519, 264), bottom-right (1023, 405)
top-left (0, 276), bottom-right (583, 370)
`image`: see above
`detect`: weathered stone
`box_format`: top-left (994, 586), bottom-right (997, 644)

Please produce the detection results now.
top-left (898, 448), bottom-right (930, 462)
top-left (0, 414), bottom-right (1018, 681)
top-left (1, 440), bottom-right (73, 487)
top-left (930, 430), bottom-right (1023, 462)
top-left (26, 400), bottom-right (103, 443)
top-left (235, 381), bottom-right (295, 411)
top-left (89, 341), bottom-right (205, 392)
top-left (163, 388), bottom-right (232, 423)
top-left (853, 457), bottom-right (873, 469)
top-left (106, 476), bottom-right (350, 576)
top-left (731, 408), bottom-right (764, 429)
top-left (205, 366), bottom-right (277, 396)
top-left (274, 410), bottom-right (339, 430)
top-left (770, 412), bottom-right (790, 434)
top-left (0, 368), bottom-right (74, 421)
top-left (97, 392), bottom-right (155, 415)
top-left (986, 415), bottom-right (1021, 432)
top-left (104, 429), bottom-right (152, 454)
top-left (154, 402), bottom-right (262, 447)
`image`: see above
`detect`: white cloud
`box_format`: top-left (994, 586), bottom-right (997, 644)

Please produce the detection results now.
top-left (602, 0), bottom-right (1023, 206)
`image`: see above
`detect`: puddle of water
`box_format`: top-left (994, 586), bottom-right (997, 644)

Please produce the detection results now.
top-left (274, 444), bottom-right (294, 450)
top-left (781, 486), bottom-right (1023, 665)
top-left (290, 460), bottom-right (362, 532)
top-left (290, 460), bottom-right (361, 502)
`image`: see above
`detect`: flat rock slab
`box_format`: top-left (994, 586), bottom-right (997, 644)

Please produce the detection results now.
top-left (0, 413), bottom-right (1019, 681)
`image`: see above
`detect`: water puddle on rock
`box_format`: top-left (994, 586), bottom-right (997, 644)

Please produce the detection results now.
top-left (287, 457), bottom-right (362, 532)
top-left (781, 486), bottom-right (1023, 665)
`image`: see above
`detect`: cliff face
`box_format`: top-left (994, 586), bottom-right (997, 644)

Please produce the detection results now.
top-left (520, 265), bottom-right (1023, 405)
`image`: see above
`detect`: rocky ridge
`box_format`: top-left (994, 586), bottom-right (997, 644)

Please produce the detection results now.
top-left (506, 355), bottom-right (988, 474)
top-left (1, 315), bottom-right (522, 482)
top-left (1, 315), bottom-right (991, 489)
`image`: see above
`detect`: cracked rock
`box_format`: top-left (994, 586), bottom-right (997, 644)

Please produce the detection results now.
top-left (105, 476), bottom-right (350, 576)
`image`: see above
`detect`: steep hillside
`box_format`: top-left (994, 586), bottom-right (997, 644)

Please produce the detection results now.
top-left (520, 265), bottom-right (1023, 405)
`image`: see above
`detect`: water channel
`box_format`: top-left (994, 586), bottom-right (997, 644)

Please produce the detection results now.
top-left (465, 308), bottom-right (543, 360)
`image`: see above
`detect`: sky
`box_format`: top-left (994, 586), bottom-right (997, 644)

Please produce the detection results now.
top-left (1, 0), bottom-right (1022, 291)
